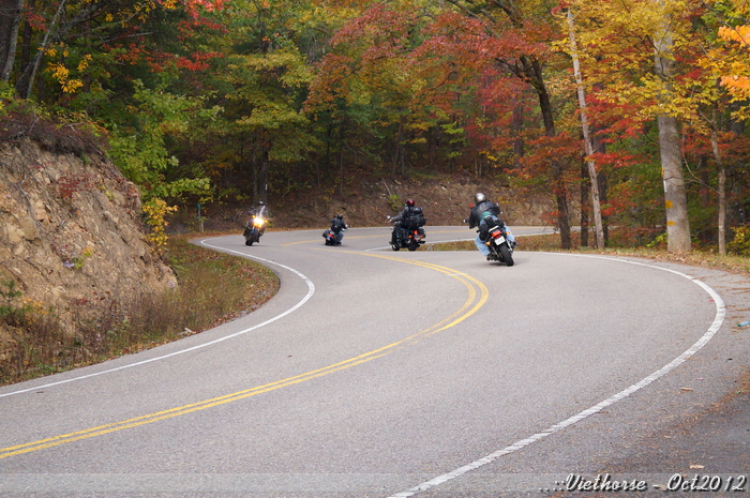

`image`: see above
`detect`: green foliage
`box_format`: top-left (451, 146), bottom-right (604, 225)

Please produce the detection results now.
top-left (646, 233), bottom-right (668, 250)
top-left (107, 80), bottom-right (217, 201)
top-left (70, 247), bottom-right (94, 270)
top-left (728, 227), bottom-right (750, 256)
top-left (0, 0), bottom-right (747, 256)
top-left (0, 82), bottom-right (15, 114)
top-left (0, 280), bottom-right (27, 326)
top-left (387, 194), bottom-right (402, 211)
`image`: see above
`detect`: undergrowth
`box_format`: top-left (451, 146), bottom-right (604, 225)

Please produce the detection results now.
top-left (0, 235), bottom-right (279, 386)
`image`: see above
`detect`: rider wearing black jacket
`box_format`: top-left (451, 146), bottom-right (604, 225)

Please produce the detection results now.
top-left (325, 214), bottom-right (348, 245)
top-left (468, 195), bottom-right (501, 229)
top-left (331, 214), bottom-right (347, 233)
top-left (468, 193), bottom-right (516, 258)
top-left (390, 199), bottom-right (426, 245)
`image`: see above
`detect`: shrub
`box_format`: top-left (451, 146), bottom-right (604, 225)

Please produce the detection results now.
top-left (728, 226), bottom-right (750, 256)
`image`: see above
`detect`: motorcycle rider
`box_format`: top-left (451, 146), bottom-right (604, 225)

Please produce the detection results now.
top-left (247, 201), bottom-right (269, 235)
top-left (248, 201), bottom-right (269, 218)
top-left (325, 214), bottom-right (348, 245)
top-left (467, 193), bottom-right (516, 260)
top-left (390, 199), bottom-right (426, 246)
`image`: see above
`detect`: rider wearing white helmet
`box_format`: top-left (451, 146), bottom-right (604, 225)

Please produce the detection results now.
top-left (467, 193), bottom-right (516, 259)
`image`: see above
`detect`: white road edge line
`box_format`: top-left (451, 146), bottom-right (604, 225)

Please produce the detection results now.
top-left (0, 238), bottom-right (315, 399)
top-left (387, 254), bottom-right (726, 498)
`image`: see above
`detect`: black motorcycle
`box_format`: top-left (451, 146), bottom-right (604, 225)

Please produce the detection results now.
top-left (243, 213), bottom-right (266, 246)
top-left (389, 217), bottom-right (426, 252)
top-left (483, 221), bottom-right (514, 266)
top-left (323, 228), bottom-right (339, 245)
top-left (323, 226), bottom-right (348, 245)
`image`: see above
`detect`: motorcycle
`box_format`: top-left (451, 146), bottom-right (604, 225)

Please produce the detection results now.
top-left (323, 226), bottom-right (347, 245)
top-left (388, 217), bottom-right (426, 252)
top-left (483, 221), bottom-right (514, 266)
top-left (323, 228), bottom-right (338, 245)
top-left (243, 213), bottom-right (266, 246)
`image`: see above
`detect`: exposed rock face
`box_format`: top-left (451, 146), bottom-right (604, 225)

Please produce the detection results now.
top-left (0, 139), bottom-right (175, 346)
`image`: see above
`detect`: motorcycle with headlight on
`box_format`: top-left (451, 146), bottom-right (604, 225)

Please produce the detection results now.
top-left (243, 203), bottom-right (267, 246)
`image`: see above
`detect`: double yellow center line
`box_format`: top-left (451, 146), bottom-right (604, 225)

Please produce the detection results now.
top-left (0, 254), bottom-right (487, 460)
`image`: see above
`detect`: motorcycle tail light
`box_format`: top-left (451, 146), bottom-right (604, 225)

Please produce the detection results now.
top-left (491, 230), bottom-right (501, 239)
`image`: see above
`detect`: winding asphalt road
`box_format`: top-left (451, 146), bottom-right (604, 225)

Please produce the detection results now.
top-left (1, 226), bottom-right (747, 498)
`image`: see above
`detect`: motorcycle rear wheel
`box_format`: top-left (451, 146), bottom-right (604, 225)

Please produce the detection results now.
top-left (499, 244), bottom-right (514, 266)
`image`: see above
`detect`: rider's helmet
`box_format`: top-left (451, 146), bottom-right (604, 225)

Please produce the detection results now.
top-left (406, 199), bottom-right (415, 207)
top-left (474, 193), bottom-right (486, 204)
top-left (336, 214), bottom-right (343, 220)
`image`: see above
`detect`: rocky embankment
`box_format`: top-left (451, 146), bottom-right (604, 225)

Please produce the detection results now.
top-left (0, 139), bottom-right (175, 361)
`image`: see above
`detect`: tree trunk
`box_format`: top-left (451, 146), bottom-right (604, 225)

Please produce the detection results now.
top-left (16, 0), bottom-right (101, 98)
top-left (17, 0), bottom-right (67, 99)
top-left (17, 0), bottom-right (33, 81)
top-left (251, 134), bottom-right (259, 203)
top-left (338, 120), bottom-right (346, 197)
top-left (0, 0), bottom-right (25, 82)
top-left (446, 0), bottom-right (570, 245)
top-left (521, 56), bottom-right (572, 249)
top-left (717, 151), bottom-right (726, 255)
top-left (657, 114), bottom-right (691, 253)
top-left (580, 161), bottom-right (589, 248)
top-left (391, 122), bottom-right (401, 178)
top-left (259, 146), bottom-right (270, 204)
top-left (654, 3), bottom-right (691, 254)
top-left (568, 9), bottom-right (604, 249)
top-left (399, 120), bottom-right (406, 176)
top-left (711, 104), bottom-right (726, 255)
top-left (510, 102), bottom-right (525, 166)
top-left (598, 169), bottom-right (609, 243)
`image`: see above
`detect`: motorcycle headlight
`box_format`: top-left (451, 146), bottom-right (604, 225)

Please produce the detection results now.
top-left (253, 216), bottom-right (265, 226)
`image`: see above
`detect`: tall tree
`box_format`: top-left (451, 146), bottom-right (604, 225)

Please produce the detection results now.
top-left (565, 0), bottom-right (701, 253)
top-left (654, 0), bottom-right (691, 254)
top-left (439, 0), bottom-right (573, 248)
top-left (0, 0), bottom-right (25, 82)
top-left (307, 3), bottom-right (437, 180)
top-left (567, 8), bottom-right (604, 249)
top-left (3, 0), bottom-right (227, 99)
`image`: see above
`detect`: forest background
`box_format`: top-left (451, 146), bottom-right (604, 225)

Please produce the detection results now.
top-left (3, 0), bottom-right (750, 255)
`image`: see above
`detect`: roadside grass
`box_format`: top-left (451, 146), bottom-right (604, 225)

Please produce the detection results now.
top-left (0, 233), bottom-right (279, 386)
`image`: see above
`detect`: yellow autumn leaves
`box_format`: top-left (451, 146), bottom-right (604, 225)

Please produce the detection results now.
top-left (45, 48), bottom-right (92, 94)
top-left (143, 199), bottom-right (178, 256)
top-left (718, 25), bottom-right (750, 98)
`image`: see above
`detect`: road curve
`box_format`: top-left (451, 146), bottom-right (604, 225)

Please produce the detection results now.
top-left (0, 225), bottom-right (745, 498)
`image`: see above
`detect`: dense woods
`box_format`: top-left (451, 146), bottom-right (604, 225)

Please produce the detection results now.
top-left (2, 0), bottom-right (750, 254)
